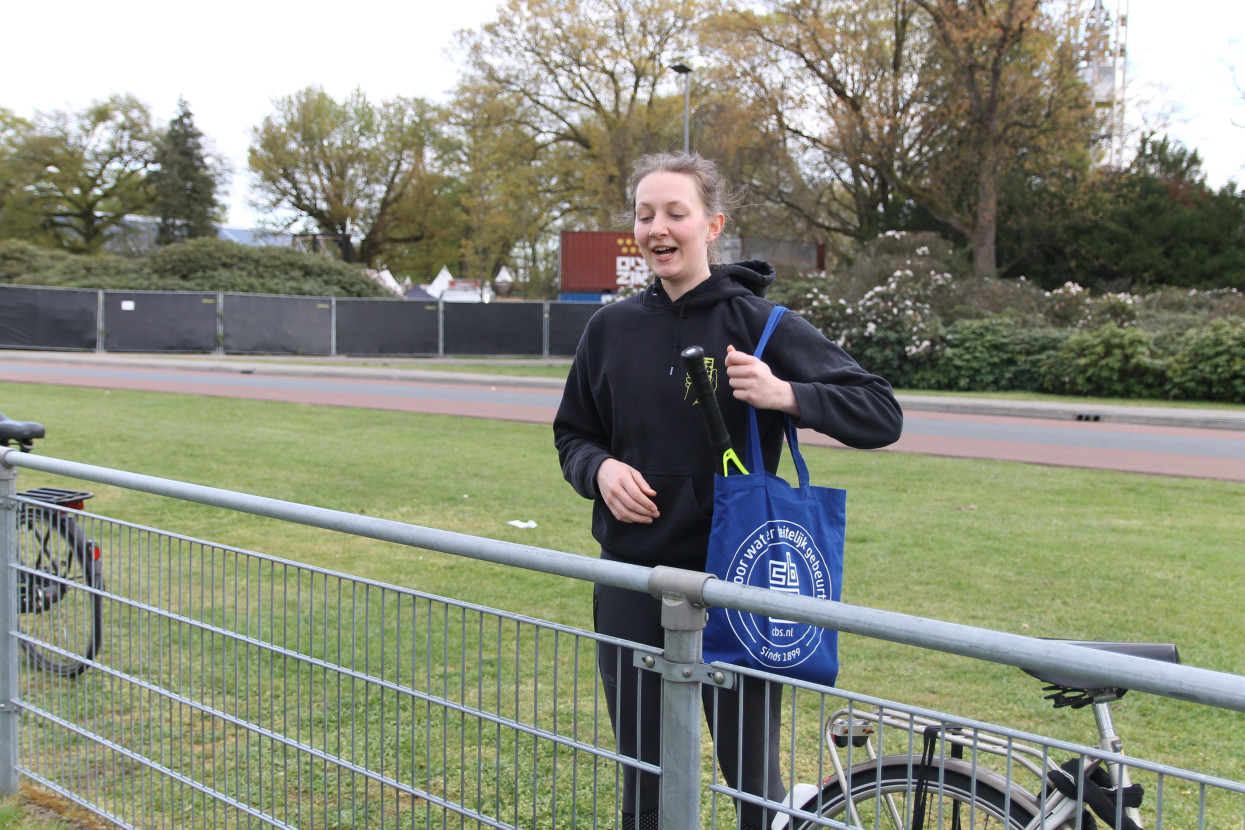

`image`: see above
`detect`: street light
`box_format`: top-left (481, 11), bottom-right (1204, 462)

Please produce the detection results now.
top-left (670, 63), bottom-right (692, 154)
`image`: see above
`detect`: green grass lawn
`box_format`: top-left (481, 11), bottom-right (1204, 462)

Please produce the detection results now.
top-left (2, 380), bottom-right (1243, 827)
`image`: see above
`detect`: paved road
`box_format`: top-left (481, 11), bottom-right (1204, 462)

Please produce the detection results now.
top-left (2, 351), bottom-right (1243, 483)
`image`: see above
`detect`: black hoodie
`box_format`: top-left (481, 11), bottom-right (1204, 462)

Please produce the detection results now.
top-left (553, 261), bottom-right (903, 570)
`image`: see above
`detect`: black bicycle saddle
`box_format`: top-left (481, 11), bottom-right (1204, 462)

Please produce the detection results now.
top-left (0, 412), bottom-right (46, 444)
top-left (1022, 640), bottom-right (1180, 707)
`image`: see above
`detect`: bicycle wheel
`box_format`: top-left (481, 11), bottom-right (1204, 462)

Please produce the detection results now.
top-left (793, 755), bottom-right (1044, 830)
top-left (16, 505), bottom-right (103, 677)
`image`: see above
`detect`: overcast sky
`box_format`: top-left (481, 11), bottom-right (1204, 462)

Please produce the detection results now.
top-left (3, 0), bottom-right (1242, 229)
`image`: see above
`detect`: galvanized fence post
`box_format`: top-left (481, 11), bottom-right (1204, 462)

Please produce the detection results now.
top-left (95, 289), bottom-right (105, 353)
top-left (437, 299), bottom-right (445, 356)
top-left (542, 300), bottom-right (550, 358)
top-left (330, 296), bottom-right (338, 356)
top-left (0, 455), bottom-right (20, 796)
top-left (647, 567), bottom-right (732, 830)
top-left (215, 292), bottom-right (225, 355)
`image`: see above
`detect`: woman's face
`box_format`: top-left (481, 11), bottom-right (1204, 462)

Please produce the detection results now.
top-left (633, 171), bottom-right (725, 301)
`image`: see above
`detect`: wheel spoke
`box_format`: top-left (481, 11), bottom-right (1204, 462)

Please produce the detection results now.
top-left (798, 758), bottom-right (1041, 830)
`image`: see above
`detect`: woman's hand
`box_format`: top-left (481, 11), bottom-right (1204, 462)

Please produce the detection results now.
top-left (596, 458), bottom-right (660, 523)
top-left (725, 345), bottom-right (801, 416)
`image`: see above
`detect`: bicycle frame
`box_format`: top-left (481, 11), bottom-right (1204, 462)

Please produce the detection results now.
top-left (823, 704), bottom-right (1143, 830)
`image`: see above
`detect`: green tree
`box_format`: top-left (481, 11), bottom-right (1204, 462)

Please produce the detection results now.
top-left (446, 80), bottom-right (576, 296)
top-left (0, 108), bottom-right (47, 243)
top-left (456, 0), bottom-right (701, 225)
top-left (1000, 135), bottom-right (1245, 291)
top-left (1102, 138), bottom-right (1245, 290)
top-left (150, 98), bottom-right (224, 244)
top-left (248, 87), bottom-right (460, 270)
top-left (995, 163), bottom-right (1106, 285)
top-left (4, 95), bottom-right (157, 253)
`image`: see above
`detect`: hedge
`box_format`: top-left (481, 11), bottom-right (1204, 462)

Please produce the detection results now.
top-left (1166, 318), bottom-right (1245, 402)
top-left (906, 316), bottom-right (1245, 403)
top-left (0, 238), bottom-right (390, 298)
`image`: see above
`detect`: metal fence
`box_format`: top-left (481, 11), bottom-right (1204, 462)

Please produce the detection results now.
top-left (0, 285), bottom-right (600, 358)
top-left (3, 448), bottom-right (1245, 829)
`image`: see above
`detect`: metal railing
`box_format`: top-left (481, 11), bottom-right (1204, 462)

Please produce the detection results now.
top-left (3, 447), bottom-right (1245, 829)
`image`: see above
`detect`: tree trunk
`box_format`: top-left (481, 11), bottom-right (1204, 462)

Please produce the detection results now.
top-left (338, 233), bottom-right (359, 264)
top-left (973, 147), bottom-right (999, 277)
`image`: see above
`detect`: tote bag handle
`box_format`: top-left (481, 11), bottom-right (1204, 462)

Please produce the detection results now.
top-left (743, 305), bottom-right (812, 488)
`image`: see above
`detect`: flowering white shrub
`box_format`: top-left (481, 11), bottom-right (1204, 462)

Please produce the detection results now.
top-left (790, 232), bottom-right (958, 383)
top-left (1043, 281), bottom-right (1140, 328)
top-left (764, 231), bottom-right (1242, 398)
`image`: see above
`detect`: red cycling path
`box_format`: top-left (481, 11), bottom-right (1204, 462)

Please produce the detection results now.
top-left (2, 350), bottom-right (1243, 484)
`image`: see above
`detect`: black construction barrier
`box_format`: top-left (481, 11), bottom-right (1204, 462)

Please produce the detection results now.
top-left (103, 291), bottom-right (218, 352)
top-left (547, 302), bottom-right (602, 356)
top-left (222, 294), bottom-right (332, 355)
top-left (2, 284), bottom-right (611, 357)
top-left (336, 298), bottom-right (439, 355)
top-left (443, 302), bottom-right (544, 356)
top-left (0, 285), bottom-right (97, 350)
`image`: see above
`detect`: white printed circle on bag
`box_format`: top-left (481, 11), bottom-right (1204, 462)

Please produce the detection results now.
top-left (724, 519), bottom-right (832, 669)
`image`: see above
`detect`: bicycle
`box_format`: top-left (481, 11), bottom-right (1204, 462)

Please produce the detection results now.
top-left (778, 640), bottom-right (1181, 830)
top-left (1, 412), bottom-right (104, 677)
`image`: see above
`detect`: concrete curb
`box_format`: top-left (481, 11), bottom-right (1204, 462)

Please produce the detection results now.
top-left (4, 349), bottom-right (1243, 432)
top-left (894, 395), bottom-right (1245, 432)
top-left (0, 350), bottom-right (567, 390)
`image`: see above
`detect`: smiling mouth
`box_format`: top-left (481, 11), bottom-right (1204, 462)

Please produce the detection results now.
top-left (652, 246), bottom-right (677, 256)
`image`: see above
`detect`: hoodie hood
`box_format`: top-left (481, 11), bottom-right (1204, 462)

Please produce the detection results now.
top-left (643, 260), bottom-right (776, 310)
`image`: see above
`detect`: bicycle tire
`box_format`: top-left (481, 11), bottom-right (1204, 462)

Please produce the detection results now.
top-left (792, 755), bottom-right (1046, 830)
top-left (17, 505), bottom-right (103, 677)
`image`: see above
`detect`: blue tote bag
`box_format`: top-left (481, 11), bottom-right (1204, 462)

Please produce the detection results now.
top-left (702, 306), bottom-right (845, 686)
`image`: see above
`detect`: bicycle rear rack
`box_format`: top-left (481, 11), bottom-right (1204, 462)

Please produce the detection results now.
top-left (827, 707), bottom-right (1057, 784)
top-left (16, 487), bottom-right (95, 511)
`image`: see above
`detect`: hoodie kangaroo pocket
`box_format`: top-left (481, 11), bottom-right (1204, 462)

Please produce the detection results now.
top-left (594, 473), bottom-right (711, 565)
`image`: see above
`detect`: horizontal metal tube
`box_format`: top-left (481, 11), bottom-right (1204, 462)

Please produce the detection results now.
top-left (7, 447), bottom-right (1244, 713)
top-left (1, 448), bottom-right (653, 596)
top-left (700, 578), bottom-right (1245, 712)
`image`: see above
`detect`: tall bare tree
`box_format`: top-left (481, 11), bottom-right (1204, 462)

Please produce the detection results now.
top-left (707, 0), bottom-right (927, 243)
top-left (906, 0), bottom-right (1086, 275)
top-left (456, 0), bottom-right (702, 224)
top-left (713, 0), bottom-right (1092, 275)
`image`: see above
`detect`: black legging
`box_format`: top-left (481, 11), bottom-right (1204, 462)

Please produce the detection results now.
top-left (594, 579), bottom-right (786, 828)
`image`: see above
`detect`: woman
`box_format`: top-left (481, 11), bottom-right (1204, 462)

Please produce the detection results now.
top-left (554, 153), bottom-right (903, 829)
